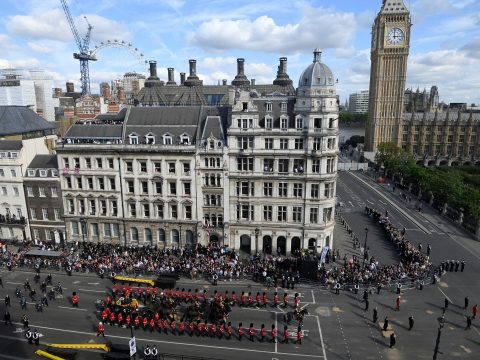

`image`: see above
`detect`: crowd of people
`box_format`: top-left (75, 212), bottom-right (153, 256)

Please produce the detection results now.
top-left (314, 207), bottom-right (434, 287)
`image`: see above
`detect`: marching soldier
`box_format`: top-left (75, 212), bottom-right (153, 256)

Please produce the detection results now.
top-left (211, 323), bottom-right (217, 337)
top-left (238, 322), bottom-right (243, 341)
top-left (271, 324), bottom-right (277, 343)
top-left (282, 325), bottom-right (289, 344)
top-left (196, 321), bottom-right (203, 337)
top-left (202, 289), bottom-right (207, 303)
top-left (256, 292), bottom-right (261, 307)
top-left (248, 323), bottom-right (254, 342)
top-left (294, 293), bottom-right (299, 309)
top-left (118, 312), bottom-right (124, 326)
top-left (149, 318), bottom-right (155, 332)
top-left (262, 292), bottom-right (268, 308)
top-left (143, 316), bottom-right (148, 330)
top-left (163, 319), bottom-right (169, 334)
top-left (260, 324), bottom-right (265, 342)
top-left (273, 292), bottom-right (279, 307)
top-left (241, 291), bottom-right (246, 307)
top-left (126, 314), bottom-right (131, 328)
top-left (219, 322), bottom-right (225, 338)
top-left (156, 317), bottom-right (163, 332)
top-left (226, 321), bottom-right (232, 339)
top-left (189, 321), bottom-right (195, 336)
top-left (97, 322), bottom-right (105, 337)
top-left (134, 315), bottom-right (140, 329)
top-left (194, 289), bottom-right (199, 303)
top-left (170, 319), bottom-right (176, 335)
top-left (109, 311), bottom-right (116, 326)
top-left (204, 322), bottom-right (210, 337)
top-left (283, 293), bottom-right (288, 308)
top-left (179, 320), bottom-right (186, 335)
top-left (231, 291), bottom-right (237, 306)
top-left (188, 289), bottom-right (193, 303)
top-left (72, 292), bottom-right (79, 308)
top-left (296, 326), bottom-right (302, 344)
top-left (248, 292), bottom-right (253, 307)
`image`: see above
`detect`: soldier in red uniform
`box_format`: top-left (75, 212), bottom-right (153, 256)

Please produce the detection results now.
top-left (179, 321), bottom-right (185, 335)
top-left (149, 318), bottom-right (155, 332)
top-left (226, 321), bottom-right (232, 339)
top-left (204, 322), bottom-right (210, 337)
top-left (134, 315), bottom-right (140, 329)
top-left (248, 292), bottom-right (253, 307)
top-left (262, 292), bottom-right (268, 307)
top-left (224, 290), bottom-right (229, 304)
top-left (154, 312), bottom-right (160, 322)
top-left (213, 290), bottom-right (218, 302)
top-left (121, 284), bottom-right (126, 295)
top-left (202, 290), bottom-right (207, 303)
top-left (197, 321), bottom-right (203, 336)
top-left (248, 323), bottom-right (254, 341)
top-left (175, 287), bottom-right (180, 303)
top-left (296, 326), bottom-right (302, 344)
top-left (283, 325), bottom-right (289, 343)
top-left (273, 291), bottom-right (279, 307)
top-left (137, 286), bottom-right (142, 298)
top-left (127, 285), bottom-right (133, 296)
top-left (182, 288), bottom-right (187, 303)
top-left (126, 314), bottom-right (131, 327)
top-left (271, 324), bottom-right (277, 343)
top-left (260, 324), bottom-right (265, 341)
top-left (171, 320), bottom-right (176, 335)
top-left (118, 312), bottom-right (123, 326)
top-left (146, 286), bottom-right (152, 298)
top-left (72, 292), bottom-right (79, 308)
top-left (218, 323), bottom-right (225, 338)
top-left (231, 291), bottom-right (237, 306)
top-left (112, 283), bottom-right (118, 297)
top-left (169, 288), bottom-right (174, 299)
top-left (194, 289), bottom-right (199, 302)
top-left (241, 292), bottom-right (246, 307)
top-left (105, 295), bottom-right (112, 306)
top-left (163, 319), bottom-right (169, 334)
top-left (211, 323), bottom-right (217, 337)
top-left (109, 311), bottom-right (116, 325)
top-left (142, 317), bottom-right (148, 330)
top-left (157, 317), bottom-right (163, 332)
top-left (189, 321), bottom-right (195, 336)
top-left (256, 292), bottom-right (261, 307)
top-left (188, 289), bottom-right (193, 303)
top-left (97, 322), bottom-right (105, 337)
top-left (238, 322), bottom-right (243, 341)
top-left (101, 309), bottom-right (108, 322)
top-left (283, 293), bottom-right (288, 308)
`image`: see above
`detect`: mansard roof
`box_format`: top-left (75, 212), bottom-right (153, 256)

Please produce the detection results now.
top-left (0, 106), bottom-right (55, 136)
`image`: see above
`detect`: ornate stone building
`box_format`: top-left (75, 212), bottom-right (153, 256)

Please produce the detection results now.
top-left (365, 0), bottom-right (411, 151)
top-left (57, 50), bottom-right (338, 254)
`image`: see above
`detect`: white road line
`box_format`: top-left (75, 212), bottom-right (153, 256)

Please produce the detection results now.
top-left (367, 200), bottom-right (374, 204)
top-left (311, 290), bottom-right (316, 305)
top-left (316, 315), bottom-right (328, 360)
top-left (6, 281), bottom-right (23, 285)
top-left (379, 200), bottom-right (387, 205)
top-left (87, 282), bottom-right (100, 285)
top-left (437, 287), bottom-right (453, 304)
top-left (11, 321), bottom-right (323, 358)
top-left (78, 288), bottom-right (105, 293)
top-left (58, 305), bottom-right (87, 311)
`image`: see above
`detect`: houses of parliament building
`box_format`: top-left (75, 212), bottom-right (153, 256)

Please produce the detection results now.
top-left (365, 0), bottom-right (480, 166)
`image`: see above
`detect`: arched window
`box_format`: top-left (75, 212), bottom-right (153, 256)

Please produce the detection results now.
top-left (172, 229), bottom-right (179, 244)
top-left (145, 133), bottom-right (155, 144)
top-left (128, 133), bottom-right (139, 145)
top-left (163, 135), bottom-right (173, 145)
top-left (145, 228), bottom-right (152, 244)
top-left (158, 228), bottom-right (165, 242)
top-left (185, 230), bottom-right (193, 246)
top-left (131, 227), bottom-right (138, 242)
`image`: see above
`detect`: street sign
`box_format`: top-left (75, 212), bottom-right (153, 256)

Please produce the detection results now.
top-left (129, 337), bottom-right (136, 356)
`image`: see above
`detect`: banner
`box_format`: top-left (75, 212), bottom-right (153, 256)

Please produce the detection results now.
top-left (320, 246), bottom-right (329, 264)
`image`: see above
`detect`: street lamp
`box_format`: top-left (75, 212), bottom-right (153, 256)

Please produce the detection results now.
top-left (79, 217), bottom-right (87, 245)
top-left (363, 227), bottom-right (369, 266)
top-left (254, 227), bottom-right (260, 256)
top-left (433, 313), bottom-right (445, 360)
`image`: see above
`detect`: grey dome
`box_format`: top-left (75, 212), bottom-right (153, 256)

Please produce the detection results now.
top-left (298, 49), bottom-right (335, 88)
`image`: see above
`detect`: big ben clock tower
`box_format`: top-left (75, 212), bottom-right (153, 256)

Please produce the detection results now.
top-left (365, 0), bottom-right (411, 151)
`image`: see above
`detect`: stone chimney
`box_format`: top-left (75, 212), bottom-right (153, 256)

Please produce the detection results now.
top-left (273, 57), bottom-right (293, 86)
top-left (184, 59), bottom-right (203, 86)
top-left (54, 88), bottom-right (63, 97)
top-left (117, 87), bottom-right (126, 102)
top-left (180, 72), bottom-right (186, 85)
top-left (251, 79), bottom-right (255, 86)
top-left (231, 58), bottom-right (250, 87)
top-left (66, 82), bottom-right (74, 93)
top-left (144, 60), bottom-right (164, 87)
top-left (101, 85), bottom-right (111, 99)
top-left (222, 79), bottom-right (227, 86)
top-left (166, 68), bottom-right (176, 85)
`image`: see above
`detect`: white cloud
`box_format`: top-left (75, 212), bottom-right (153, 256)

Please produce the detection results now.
top-left (0, 58), bottom-right (41, 68)
top-left (6, 9), bottom-right (132, 44)
top-left (27, 42), bottom-right (52, 54)
top-left (188, 7), bottom-right (357, 54)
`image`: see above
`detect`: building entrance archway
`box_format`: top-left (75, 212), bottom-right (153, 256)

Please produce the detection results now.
top-left (308, 238), bottom-right (316, 252)
top-left (263, 235), bottom-right (272, 255)
top-left (291, 237), bottom-right (301, 255)
top-left (240, 235), bottom-right (251, 254)
top-left (210, 234), bottom-right (219, 243)
top-left (276, 236), bottom-right (286, 256)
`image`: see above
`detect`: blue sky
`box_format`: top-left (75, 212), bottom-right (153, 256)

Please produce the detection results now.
top-left (1, 0), bottom-right (479, 104)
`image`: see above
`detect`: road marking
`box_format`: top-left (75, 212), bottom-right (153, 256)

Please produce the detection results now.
top-left (6, 282), bottom-right (23, 285)
top-left (315, 315), bottom-right (328, 360)
top-left (437, 287), bottom-right (453, 304)
top-left (58, 306), bottom-right (87, 311)
top-left (78, 288), bottom-right (105, 293)
top-left (367, 200), bottom-right (374, 204)
top-left (311, 290), bottom-right (316, 305)
top-left (379, 200), bottom-right (387, 205)
top-left (87, 282), bottom-right (100, 285)
top-left (73, 281), bottom-right (80, 284)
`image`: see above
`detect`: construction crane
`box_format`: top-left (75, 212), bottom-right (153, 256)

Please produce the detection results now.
top-left (60, 0), bottom-right (97, 95)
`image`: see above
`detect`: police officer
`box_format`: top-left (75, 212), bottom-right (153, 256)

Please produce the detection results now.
top-left (444, 297), bottom-right (449, 309)
top-left (25, 328), bottom-right (33, 344)
top-left (32, 329), bottom-right (40, 345)
top-left (334, 282), bottom-right (341, 295)
top-left (151, 345), bottom-right (158, 359)
top-left (383, 316), bottom-right (389, 332)
top-left (354, 283), bottom-right (359, 294)
top-left (396, 283), bottom-right (402, 294)
top-left (212, 273), bottom-right (218, 286)
top-left (389, 333), bottom-right (396, 348)
top-left (455, 260), bottom-right (460, 272)
top-left (4, 294), bottom-right (10, 307)
top-left (408, 316), bottom-right (414, 330)
top-left (22, 314), bottom-right (29, 329)
top-left (365, 299), bottom-right (370, 311)
top-left (461, 261), bottom-right (466, 272)
top-left (20, 296), bottom-right (27, 310)
top-left (373, 307), bottom-right (378, 323)
top-left (144, 345), bottom-right (152, 359)
top-left (4, 310), bottom-right (12, 325)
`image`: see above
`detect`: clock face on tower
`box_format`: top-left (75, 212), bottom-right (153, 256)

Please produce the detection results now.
top-left (386, 27), bottom-right (404, 45)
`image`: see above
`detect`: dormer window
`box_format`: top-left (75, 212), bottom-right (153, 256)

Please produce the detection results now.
top-left (265, 116), bottom-right (273, 129)
top-left (27, 170), bottom-right (35, 177)
top-left (145, 133), bottom-right (156, 144)
top-left (296, 117), bottom-right (304, 130)
top-left (266, 103), bottom-right (272, 112)
top-left (281, 102), bottom-right (287, 112)
top-left (180, 134), bottom-right (191, 145)
top-left (280, 117), bottom-right (288, 130)
top-left (39, 170), bottom-right (48, 177)
top-left (163, 135), bottom-right (173, 145)
top-left (209, 140), bottom-right (215, 149)
top-left (51, 170), bottom-right (58, 177)
top-left (128, 133), bottom-right (139, 145)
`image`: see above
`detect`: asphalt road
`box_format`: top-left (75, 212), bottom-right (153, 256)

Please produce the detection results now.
top-left (0, 170), bottom-right (478, 359)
